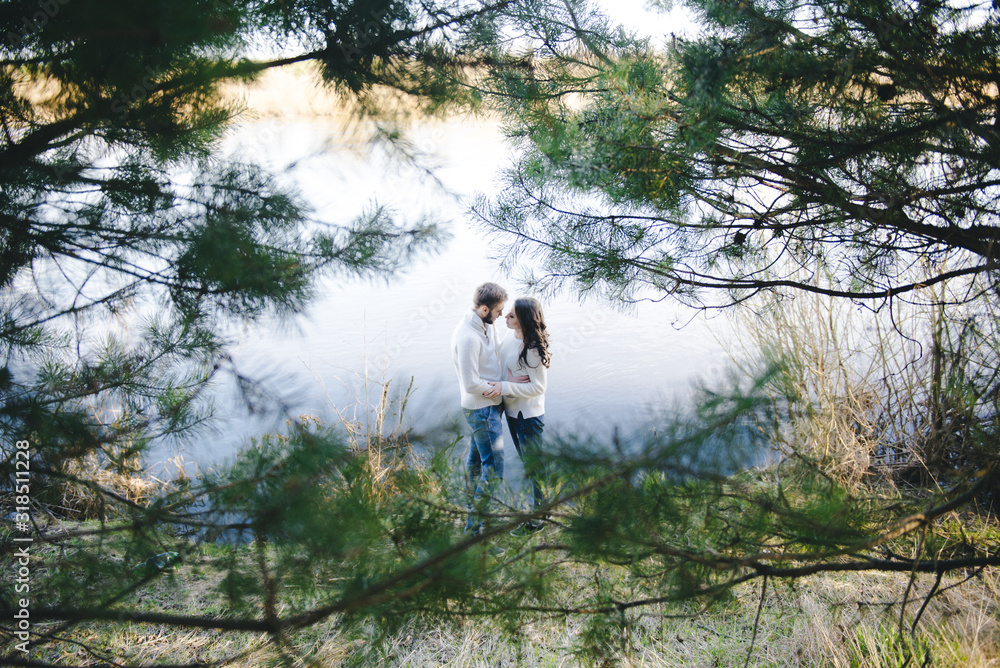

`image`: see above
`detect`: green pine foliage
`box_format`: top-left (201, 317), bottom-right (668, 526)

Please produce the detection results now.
top-left (3, 1), bottom-right (1000, 665)
top-left (477, 0), bottom-right (1000, 306)
top-left (1, 0), bottom-right (518, 467)
top-left (4, 382), bottom-right (999, 665)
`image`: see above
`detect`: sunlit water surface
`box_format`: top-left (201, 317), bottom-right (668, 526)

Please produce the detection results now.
top-left (156, 119), bottom-right (740, 497)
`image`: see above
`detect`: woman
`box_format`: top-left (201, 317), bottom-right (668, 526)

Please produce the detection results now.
top-left (491, 297), bottom-right (550, 535)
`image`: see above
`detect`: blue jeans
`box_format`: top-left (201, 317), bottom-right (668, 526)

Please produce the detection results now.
top-left (464, 404), bottom-right (504, 533)
top-left (506, 412), bottom-right (545, 511)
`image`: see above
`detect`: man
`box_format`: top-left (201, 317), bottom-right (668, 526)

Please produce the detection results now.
top-left (451, 282), bottom-right (507, 534)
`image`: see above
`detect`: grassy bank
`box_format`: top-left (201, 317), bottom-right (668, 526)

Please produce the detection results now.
top-left (9, 382), bottom-right (1000, 667)
top-left (15, 511), bottom-right (1000, 668)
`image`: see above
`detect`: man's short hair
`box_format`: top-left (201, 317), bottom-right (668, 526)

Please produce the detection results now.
top-left (473, 282), bottom-right (507, 308)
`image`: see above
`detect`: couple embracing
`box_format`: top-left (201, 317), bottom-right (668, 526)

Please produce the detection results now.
top-left (450, 282), bottom-right (550, 536)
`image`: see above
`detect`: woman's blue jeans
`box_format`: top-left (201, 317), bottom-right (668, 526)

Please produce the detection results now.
top-left (464, 404), bottom-right (504, 533)
top-left (506, 411), bottom-right (545, 511)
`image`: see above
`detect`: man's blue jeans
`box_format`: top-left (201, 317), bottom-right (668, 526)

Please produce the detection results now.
top-left (506, 412), bottom-right (545, 511)
top-left (464, 404), bottom-right (504, 533)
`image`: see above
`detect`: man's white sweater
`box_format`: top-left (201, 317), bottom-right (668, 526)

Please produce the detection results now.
top-left (451, 309), bottom-right (503, 410)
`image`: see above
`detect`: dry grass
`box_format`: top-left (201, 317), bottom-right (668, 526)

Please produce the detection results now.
top-left (53, 454), bottom-right (192, 520)
top-left (111, 568), bottom-right (1000, 666)
top-left (21, 475), bottom-right (1000, 668)
top-left (788, 571), bottom-right (1000, 668)
top-left (724, 282), bottom-right (992, 491)
top-left (726, 290), bottom-right (885, 488)
top-left (309, 359), bottom-right (427, 501)
top-left (33, 531), bottom-right (995, 668)
top-left (64, 626), bottom-right (273, 667)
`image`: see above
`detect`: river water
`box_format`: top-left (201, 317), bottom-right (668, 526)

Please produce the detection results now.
top-left (166, 118), bottom-right (737, 486)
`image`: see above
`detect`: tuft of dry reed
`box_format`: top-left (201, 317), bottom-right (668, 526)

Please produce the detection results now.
top-left (54, 453), bottom-right (193, 520)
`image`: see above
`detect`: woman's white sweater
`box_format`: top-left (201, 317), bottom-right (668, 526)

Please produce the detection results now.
top-left (499, 335), bottom-right (547, 418)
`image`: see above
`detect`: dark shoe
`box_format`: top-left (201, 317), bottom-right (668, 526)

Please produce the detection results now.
top-left (510, 521), bottom-right (544, 537)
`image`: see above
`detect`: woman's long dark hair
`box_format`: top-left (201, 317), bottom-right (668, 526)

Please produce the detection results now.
top-left (515, 297), bottom-right (551, 369)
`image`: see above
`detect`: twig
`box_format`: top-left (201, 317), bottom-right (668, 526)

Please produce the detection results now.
top-left (911, 569), bottom-right (943, 635)
top-left (744, 574), bottom-right (768, 668)
top-left (899, 524), bottom-right (927, 638)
